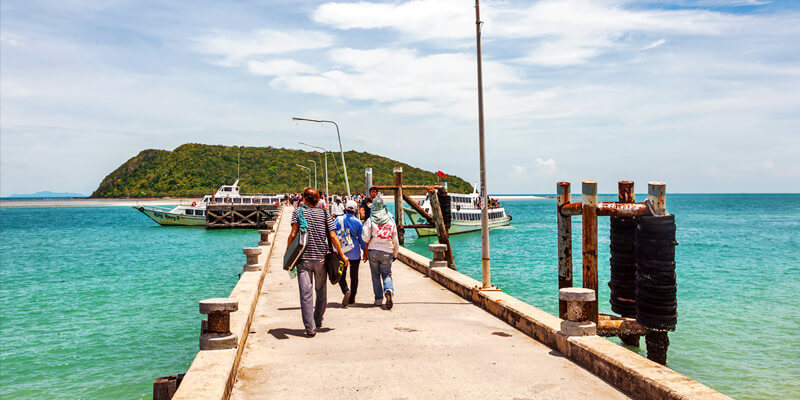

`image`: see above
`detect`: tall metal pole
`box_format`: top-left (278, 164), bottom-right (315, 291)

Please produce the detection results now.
top-left (475, 0), bottom-right (491, 289)
top-left (308, 160), bottom-right (317, 190)
top-left (292, 117), bottom-right (351, 197)
top-left (299, 142), bottom-right (329, 199)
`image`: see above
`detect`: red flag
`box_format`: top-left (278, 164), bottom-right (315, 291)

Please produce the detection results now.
top-left (437, 171), bottom-right (446, 177)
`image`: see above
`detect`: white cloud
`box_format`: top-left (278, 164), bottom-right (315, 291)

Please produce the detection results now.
top-left (511, 164), bottom-right (527, 177)
top-left (247, 59), bottom-right (318, 76)
top-left (535, 158), bottom-right (559, 176)
top-left (197, 29), bottom-right (334, 65)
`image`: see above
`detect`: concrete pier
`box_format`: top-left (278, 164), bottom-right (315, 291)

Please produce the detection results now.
top-left (173, 205), bottom-right (732, 400)
top-left (229, 208), bottom-right (627, 399)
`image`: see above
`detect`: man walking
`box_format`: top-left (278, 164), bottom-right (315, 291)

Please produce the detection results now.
top-left (334, 200), bottom-right (366, 307)
top-left (359, 186), bottom-right (379, 222)
top-left (286, 187), bottom-right (348, 337)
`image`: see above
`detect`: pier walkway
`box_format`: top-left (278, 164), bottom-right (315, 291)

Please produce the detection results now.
top-left (229, 208), bottom-right (629, 399)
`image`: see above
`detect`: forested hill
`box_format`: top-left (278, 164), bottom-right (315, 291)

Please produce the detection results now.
top-left (90, 143), bottom-right (473, 198)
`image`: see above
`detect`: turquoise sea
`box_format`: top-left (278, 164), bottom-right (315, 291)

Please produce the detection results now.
top-left (1, 194), bottom-right (799, 399)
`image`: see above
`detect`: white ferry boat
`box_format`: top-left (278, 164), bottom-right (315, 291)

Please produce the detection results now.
top-left (135, 180), bottom-right (281, 226)
top-left (403, 189), bottom-right (511, 236)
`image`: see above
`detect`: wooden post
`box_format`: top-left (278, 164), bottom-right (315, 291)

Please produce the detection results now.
top-left (428, 189), bottom-right (455, 269)
top-left (394, 167), bottom-right (404, 245)
top-left (582, 180), bottom-right (598, 325)
top-left (556, 182), bottom-right (573, 319)
top-left (648, 182), bottom-right (666, 215)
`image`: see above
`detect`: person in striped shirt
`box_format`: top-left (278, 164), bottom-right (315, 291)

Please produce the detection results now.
top-left (287, 187), bottom-right (348, 337)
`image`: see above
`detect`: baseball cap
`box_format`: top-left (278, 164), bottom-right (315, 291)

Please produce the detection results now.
top-left (345, 200), bottom-right (358, 211)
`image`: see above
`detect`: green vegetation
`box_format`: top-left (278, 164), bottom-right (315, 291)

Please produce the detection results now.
top-left (91, 143), bottom-right (473, 198)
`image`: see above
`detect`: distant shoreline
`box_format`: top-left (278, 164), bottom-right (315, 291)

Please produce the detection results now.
top-left (0, 194), bottom-right (549, 208)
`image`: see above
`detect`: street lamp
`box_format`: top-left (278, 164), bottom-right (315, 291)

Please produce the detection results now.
top-left (307, 159), bottom-right (317, 191)
top-left (475, 0), bottom-right (491, 289)
top-left (292, 117), bottom-right (351, 197)
top-left (295, 164), bottom-right (311, 188)
top-left (299, 141), bottom-right (328, 199)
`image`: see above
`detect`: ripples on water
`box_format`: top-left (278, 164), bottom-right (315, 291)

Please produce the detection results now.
top-left (1, 195), bottom-right (798, 399)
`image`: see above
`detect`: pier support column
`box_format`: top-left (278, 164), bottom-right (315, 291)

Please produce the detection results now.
top-left (556, 182), bottom-right (573, 319)
top-left (365, 168), bottom-right (373, 196)
top-left (199, 298), bottom-right (238, 350)
top-left (559, 288), bottom-right (597, 336)
top-left (394, 167), bottom-right (405, 245)
top-left (582, 180), bottom-right (599, 325)
top-left (243, 247), bottom-right (262, 272)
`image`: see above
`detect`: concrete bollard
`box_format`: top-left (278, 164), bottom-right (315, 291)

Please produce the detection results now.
top-left (199, 298), bottom-right (238, 350)
top-left (265, 220), bottom-right (276, 230)
top-left (559, 288), bottom-right (597, 336)
top-left (428, 243), bottom-right (449, 276)
top-left (243, 247), bottom-right (262, 272)
top-left (429, 243), bottom-right (448, 261)
top-left (258, 230), bottom-right (271, 246)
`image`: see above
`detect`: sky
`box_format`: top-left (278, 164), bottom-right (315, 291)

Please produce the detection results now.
top-left (1, 0), bottom-right (799, 196)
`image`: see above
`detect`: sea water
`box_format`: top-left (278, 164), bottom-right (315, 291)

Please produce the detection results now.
top-left (1, 195), bottom-right (798, 399)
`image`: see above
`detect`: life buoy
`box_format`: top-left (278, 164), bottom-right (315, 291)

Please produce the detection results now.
top-left (191, 201), bottom-right (197, 206)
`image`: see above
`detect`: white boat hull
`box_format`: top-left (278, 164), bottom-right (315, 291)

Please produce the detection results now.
top-left (135, 207), bottom-right (206, 226)
top-left (403, 208), bottom-right (511, 237)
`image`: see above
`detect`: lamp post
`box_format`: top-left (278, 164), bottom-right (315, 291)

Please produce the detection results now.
top-left (292, 117), bottom-right (351, 197)
top-left (475, 0), bottom-right (491, 289)
top-left (295, 164), bottom-right (311, 188)
top-left (299, 142), bottom-right (328, 199)
top-left (307, 160), bottom-right (318, 191)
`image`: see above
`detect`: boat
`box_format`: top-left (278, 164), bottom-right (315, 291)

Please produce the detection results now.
top-left (403, 188), bottom-right (511, 236)
top-left (134, 180), bottom-right (282, 226)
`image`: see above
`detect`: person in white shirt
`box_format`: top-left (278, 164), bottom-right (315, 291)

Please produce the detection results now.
top-left (330, 196), bottom-right (345, 217)
top-left (361, 197), bottom-right (400, 309)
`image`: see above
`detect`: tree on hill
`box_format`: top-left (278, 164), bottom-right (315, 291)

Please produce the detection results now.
top-left (91, 143), bottom-right (474, 198)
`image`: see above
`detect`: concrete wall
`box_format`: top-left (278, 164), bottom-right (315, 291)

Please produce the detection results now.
top-left (171, 209), bottom-right (285, 400)
top-left (396, 247), bottom-right (732, 400)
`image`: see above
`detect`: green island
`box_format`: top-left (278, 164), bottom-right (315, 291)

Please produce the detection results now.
top-left (91, 143), bottom-right (473, 198)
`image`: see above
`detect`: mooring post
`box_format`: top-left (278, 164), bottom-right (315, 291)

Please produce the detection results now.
top-left (365, 168), bottom-right (373, 196)
top-left (582, 180), bottom-right (599, 325)
top-left (617, 181), bottom-right (641, 347)
top-left (199, 298), bottom-right (238, 350)
top-left (243, 247), bottom-right (262, 272)
top-left (556, 182), bottom-right (573, 319)
top-left (394, 167), bottom-right (405, 245)
top-left (428, 243), bottom-right (449, 276)
top-left (559, 288), bottom-right (597, 336)
top-left (258, 230), bottom-right (270, 246)
top-left (153, 374), bottom-right (184, 400)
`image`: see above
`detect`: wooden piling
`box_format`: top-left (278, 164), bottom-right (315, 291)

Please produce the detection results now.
top-left (581, 180), bottom-right (598, 325)
top-left (394, 167), bottom-right (405, 245)
top-left (617, 181), bottom-right (641, 347)
top-left (556, 182), bottom-right (573, 319)
top-left (428, 188), bottom-right (455, 269)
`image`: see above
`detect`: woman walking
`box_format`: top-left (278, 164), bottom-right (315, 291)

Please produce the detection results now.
top-left (286, 187), bottom-right (348, 337)
top-left (361, 197), bottom-right (399, 309)
top-left (334, 200), bottom-right (366, 307)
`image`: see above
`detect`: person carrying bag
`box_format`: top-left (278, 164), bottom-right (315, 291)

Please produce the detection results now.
top-left (286, 187), bottom-right (348, 337)
top-left (361, 197), bottom-right (400, 310)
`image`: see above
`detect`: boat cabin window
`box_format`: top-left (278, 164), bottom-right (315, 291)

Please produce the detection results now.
top-left (233, 198), bottom-right (242, 204)
top-left (196, 210), bottom-right (204, 216)
top-left (185, 209), bottom-right (194, 215)
top-left (243, 198), bottom-right (251, 204)
top-left (215, 197), bottom-right (223, 203)
top-left (262, 198), bottom-right (270, 203)
top-left (223, 187), bottom-right (232, 192)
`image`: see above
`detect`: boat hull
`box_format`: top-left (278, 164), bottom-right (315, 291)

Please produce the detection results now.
top-left (403, 208), bottom-right (511, 237)
top-left (135, 207), bottom-right (206, 226)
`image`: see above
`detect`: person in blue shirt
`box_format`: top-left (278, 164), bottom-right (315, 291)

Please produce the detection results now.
top-left (334, 200), bottom-right (367, 307)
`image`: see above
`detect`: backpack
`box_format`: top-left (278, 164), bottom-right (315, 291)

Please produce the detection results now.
top-left (336, 215), bottom-right (356, 253)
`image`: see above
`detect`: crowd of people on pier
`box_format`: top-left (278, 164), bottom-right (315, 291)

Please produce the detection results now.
top-left (285, 186), bottom-right (399, 337)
